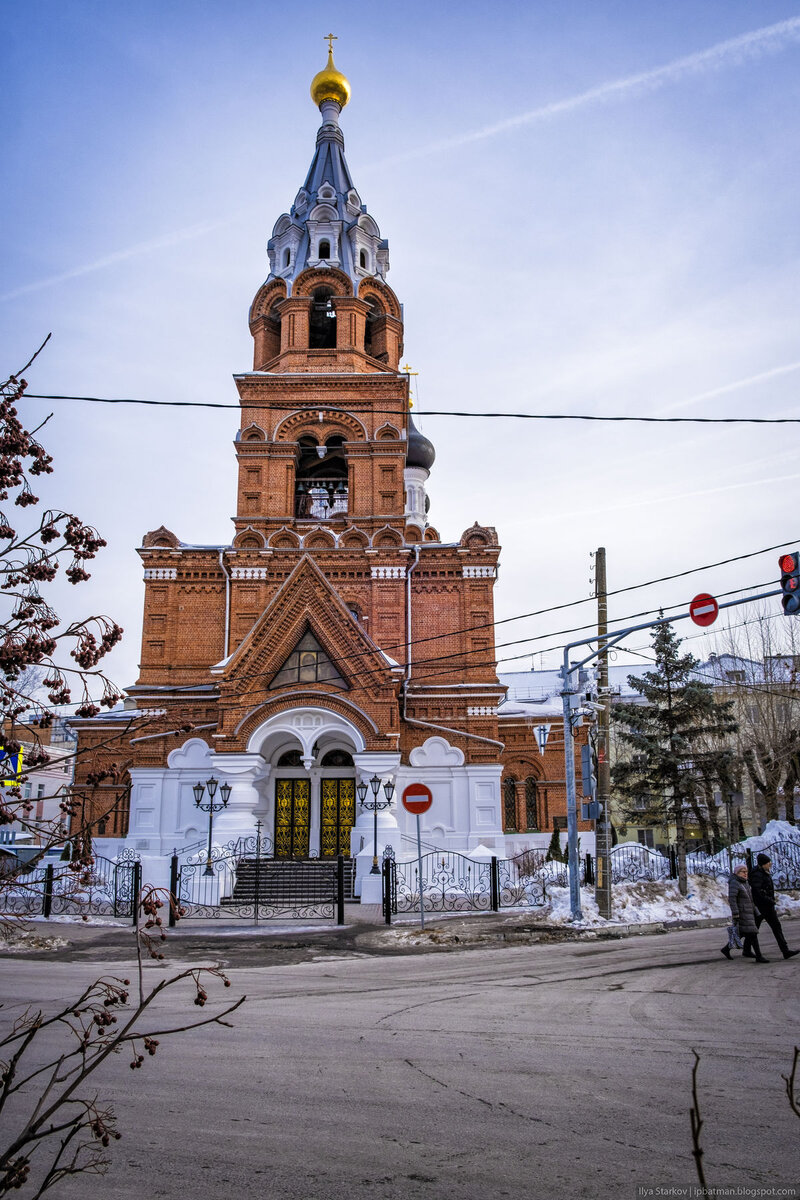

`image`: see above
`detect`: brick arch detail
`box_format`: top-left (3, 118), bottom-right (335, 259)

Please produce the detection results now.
top-left (339, 527), bottom-right (369, 548)
top-left (302, 529), bottom-right (336, 549)
top-left (376, 422), bottom-right (400, 440)
top-left (503, 760), bottom-right (544, 782)
top-left (234, 692), bottom-right (380, 744)
top-left (233, 526), bottom-right (266, 549)
top-left (249, 278), bottom-right (287, 324)
top-left (293, 267), bottom-right (353, 298)
top-left (372, 524), bottom-right (404, 547)
top-left (268, 526), bottom-right (301, 548)
top-left (274, 410), bottom-right (367, 443)
top-left (357, 277), bottom-right (402, 321)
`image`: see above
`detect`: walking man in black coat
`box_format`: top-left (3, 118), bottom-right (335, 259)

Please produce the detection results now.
top-left (750, 853), bottom-right (799, 960)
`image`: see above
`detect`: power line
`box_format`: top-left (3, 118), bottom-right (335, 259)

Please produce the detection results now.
top-left (21, 393), bottom-right (800, 424)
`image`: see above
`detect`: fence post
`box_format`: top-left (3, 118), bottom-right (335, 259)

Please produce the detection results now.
top-left (382, 857), bottom-right (392, 925)
top-left (745, 848), bottom-right (753, 872)
top-left (669, 847), bottom-right (678, 880)
top-left (43, 863), bottom-right (54, 918)
top-left (490, 855), bottom-right (499, 911)
top-left (585, 854), bottom-right (594, 886)
top-left (168, 854), bottom-right (179, 927)
top-left (336, 854), bottom-right (345, 925)
top-left (132, 861), bottom-right (142, 927)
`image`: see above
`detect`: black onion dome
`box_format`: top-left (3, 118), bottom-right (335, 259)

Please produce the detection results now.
top-left (406, 415), bottom-right (436, 471)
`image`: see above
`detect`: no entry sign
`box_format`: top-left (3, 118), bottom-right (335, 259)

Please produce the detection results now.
top-left (689, 593), bottom-right (719, 627)
top-left (401, 783), bottom-right (433, 815)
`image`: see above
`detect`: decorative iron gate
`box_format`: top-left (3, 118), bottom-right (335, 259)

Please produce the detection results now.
top-left (381, 850), bottom-right (546, 922)
top-left (170, 830), bottom-right (345, 923)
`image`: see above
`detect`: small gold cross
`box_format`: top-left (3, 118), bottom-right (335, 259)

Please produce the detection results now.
top-left (401, 363), bottom-right (418, 377)
top-left (324, 33), bottom-right (338, 54)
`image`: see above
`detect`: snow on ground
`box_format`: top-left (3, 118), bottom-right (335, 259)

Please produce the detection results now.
top-left (542, 877), bottom-right (800, 928)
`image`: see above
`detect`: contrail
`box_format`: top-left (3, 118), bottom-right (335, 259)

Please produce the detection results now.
top-left (0, 218), bottom-right (227, 303)
top-left (656, 361), bottom-right (800, 415)
top-left (5, 17), bottom-right (800, 302)
top-left (366, 15), bottom-right (800, 168)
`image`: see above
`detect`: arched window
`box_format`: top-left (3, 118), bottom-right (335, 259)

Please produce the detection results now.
top-left (277, 749), bottom-right (304, 767)
top-left (320, 749), bottom-right (354, 768)
top-left (309, 287), bottom-right (337, 349)
top-left (283, 248), bottom-right (291, 269)
top-left (503, 777), bottom-right (518, 832)
top-left (359, 248), bottom-right (367, 269)
top-left (363, 296), bottom-right (383, 356)
top-left (294, 433), bottom-right (348, 518)
top-left (319, 239), bottom-right (331, 260)
top-left (525, 777), bottom-right (539, 831)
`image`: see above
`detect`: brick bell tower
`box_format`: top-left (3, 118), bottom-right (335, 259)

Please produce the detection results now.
top-left (80, 45), bottom-right (507, 886)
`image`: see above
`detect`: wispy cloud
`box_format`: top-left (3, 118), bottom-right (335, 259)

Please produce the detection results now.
top-left (367, 16), bottom-right (800, 169)
top-left (5, 17), bottom-right (800, 303)
top-left (656, 360), bottom-right (800, 415)
top-left (0, 219), bottom-right (226, 303)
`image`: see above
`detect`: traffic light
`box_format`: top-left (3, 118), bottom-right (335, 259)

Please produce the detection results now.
top-left (779, 551), bottom-right (800, 615)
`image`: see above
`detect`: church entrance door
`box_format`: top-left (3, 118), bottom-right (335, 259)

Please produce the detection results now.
top-left (274, 778), bottom-right (310, 858)
top-left (320, 778), bottom-right (355, 858)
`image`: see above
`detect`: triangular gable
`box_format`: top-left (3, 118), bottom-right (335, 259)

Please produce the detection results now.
top-left (218, 555), bottom-right (394, 694)
top-left (268, 626), bottom-right (347, 691)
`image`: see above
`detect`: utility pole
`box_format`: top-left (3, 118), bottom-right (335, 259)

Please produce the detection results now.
top-left (560, 584), bottom-right (780, 922)
top-left (594, 547), bottom-right (612, 918)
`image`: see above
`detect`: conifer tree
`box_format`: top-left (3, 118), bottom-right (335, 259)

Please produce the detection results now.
top-left (545, 826), bottom-right (563, 862)
top-left (611, 622), bottom-right (737, 895)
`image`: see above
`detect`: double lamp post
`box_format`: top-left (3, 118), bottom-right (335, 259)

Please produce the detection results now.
top-left (357, 774), bottom-right (394, 874)
top-left (193, 776), bottom-right (231, 875)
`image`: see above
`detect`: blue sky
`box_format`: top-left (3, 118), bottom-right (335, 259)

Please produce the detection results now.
top-left (2, 1), bottom-right (799, 690)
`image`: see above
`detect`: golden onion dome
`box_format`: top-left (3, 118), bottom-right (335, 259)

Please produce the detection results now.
top-left (310, 47), bottom-right (351, 109)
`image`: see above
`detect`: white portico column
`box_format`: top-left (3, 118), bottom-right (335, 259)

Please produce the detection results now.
top-left (309, 767), bottom-right (321, 857)
top-left (352, 752), bottom-right (401, 903)
top-left (208, 754), bottom-right (271, 845)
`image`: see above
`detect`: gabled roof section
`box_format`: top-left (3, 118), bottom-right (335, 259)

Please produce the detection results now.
top-left (216, 555), bottom-right (396, 694)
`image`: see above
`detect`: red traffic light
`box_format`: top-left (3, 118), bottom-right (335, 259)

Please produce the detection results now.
top-left (780, 552), bottom-right (799, 574)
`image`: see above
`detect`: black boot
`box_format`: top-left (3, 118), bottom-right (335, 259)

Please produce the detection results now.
top-left (720, 946), bottom-right (732, 959)
top-left (783, 949), bottom-right (799, 959)
top-left (754, 955), bottom-right (770, 963)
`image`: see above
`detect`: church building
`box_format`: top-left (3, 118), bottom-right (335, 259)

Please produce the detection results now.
top-left (72, 47), bottom-right (589, 891)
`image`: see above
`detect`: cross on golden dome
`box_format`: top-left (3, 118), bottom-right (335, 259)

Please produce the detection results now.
top-left (310, 36), bottom-right (351, 109)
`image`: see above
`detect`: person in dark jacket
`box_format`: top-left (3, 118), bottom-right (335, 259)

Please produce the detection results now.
top-left (721, 863), bottom-right (769, 962)
top-left (749, 853), bottom-right (799, 960)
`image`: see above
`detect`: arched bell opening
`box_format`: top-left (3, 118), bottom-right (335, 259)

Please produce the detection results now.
top-left (309, 286), bottom-right (337, 349)
top-left (363, 295), bottom-right (384, 357)
top-left (294, 434), bottom-right (348, 519)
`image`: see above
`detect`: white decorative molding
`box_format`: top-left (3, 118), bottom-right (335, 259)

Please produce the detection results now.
top-left (231, 567), bottom-right (269, 580)
top-left (408, 736), bottom-right (465, 768)
top-left (467, 706), bottom-right (496, 717)
top-left (371, 566), bottom-right (404, 579)
top-left (144, 568), bottom-right (177, 581)
top-left (462, 566), bottom-right (494, 578)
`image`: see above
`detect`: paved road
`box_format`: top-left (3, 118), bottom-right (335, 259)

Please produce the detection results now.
top-left (2, 925), bottom-right (798, 1200)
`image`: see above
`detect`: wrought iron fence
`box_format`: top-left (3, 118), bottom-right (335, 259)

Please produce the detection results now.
top-left (1, 852), bottom-right (141, 920)
top-left (170, 831), bottom-right (346, 923)
top-left (381, 849), bottom-right (547, 922)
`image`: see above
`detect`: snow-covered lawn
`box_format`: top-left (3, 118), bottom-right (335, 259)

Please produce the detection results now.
top-left (543, 876), bottom-right (800, 928)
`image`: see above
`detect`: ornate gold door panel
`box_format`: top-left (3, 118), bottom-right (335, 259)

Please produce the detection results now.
top-left (320, 778), bottom-right (355, 857)
top-left (274, 778), bottom-right (310, 858)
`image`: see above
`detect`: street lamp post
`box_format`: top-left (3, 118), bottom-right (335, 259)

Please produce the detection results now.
top-left (357, 774), bottom-right (394, 874)
top-left (193, 776), bottom-right (231, 876)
